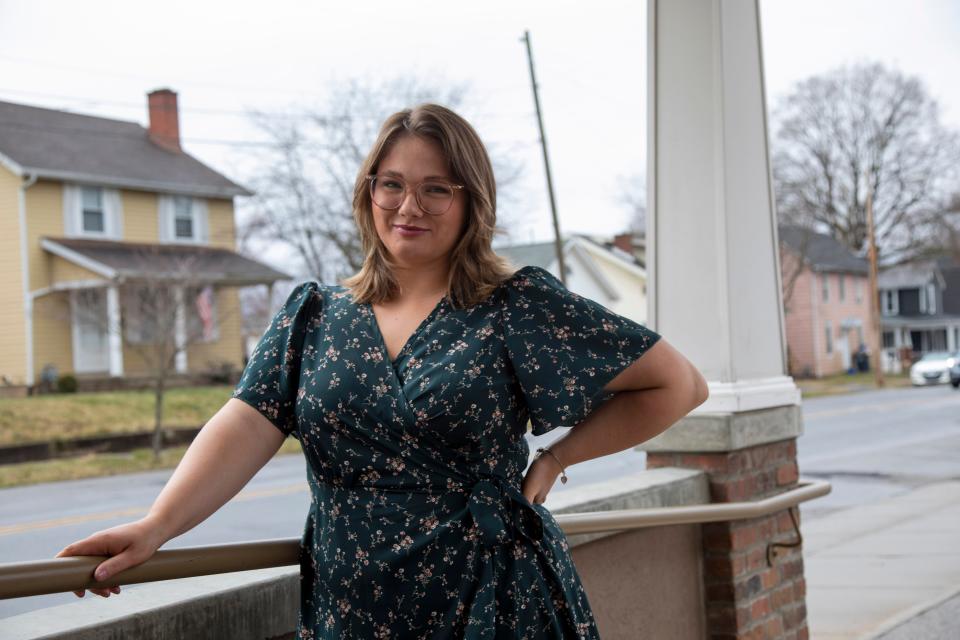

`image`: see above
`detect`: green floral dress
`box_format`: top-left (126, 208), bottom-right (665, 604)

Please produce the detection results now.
top-left (232, 265), bottom-right (661, 639)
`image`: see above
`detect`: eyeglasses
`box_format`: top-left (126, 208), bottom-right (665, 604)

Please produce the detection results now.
top-left (366, 174), bottom-right (465, 216)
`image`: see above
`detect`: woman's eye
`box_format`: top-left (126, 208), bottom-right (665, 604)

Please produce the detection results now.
top-left (381, 180), bottom-right (403, 190)
top-left (424, 184), bottom-right (452, 196)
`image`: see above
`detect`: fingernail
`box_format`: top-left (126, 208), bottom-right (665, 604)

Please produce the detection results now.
top-left (95, 569), bottom-right (106, 581)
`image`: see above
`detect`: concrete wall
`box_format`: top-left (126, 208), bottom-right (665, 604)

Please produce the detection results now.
top-left (2, 467), bottom-right (711, 640)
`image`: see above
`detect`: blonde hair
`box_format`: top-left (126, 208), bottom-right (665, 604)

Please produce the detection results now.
top-left (341, 103), bottom-right (514, 309)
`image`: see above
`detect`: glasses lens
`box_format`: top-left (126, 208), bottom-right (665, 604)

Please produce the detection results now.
top-left (371, 176), bottom-right (404, 209)
top-left (418, 182), bottom-right (454, 215)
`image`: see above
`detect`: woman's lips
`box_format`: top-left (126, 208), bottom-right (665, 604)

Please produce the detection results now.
top-left (394, 224), bottom-right (429, 237)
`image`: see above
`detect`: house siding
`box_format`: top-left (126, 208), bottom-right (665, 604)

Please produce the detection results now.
top-left (18, 180), bottom-right (245, 380)
top-left (0, 165), bottom-right (27, 384)
top-left (781, 248), bottom-right (877, 378)
top-left (782, 251), bottom-right (817, 377)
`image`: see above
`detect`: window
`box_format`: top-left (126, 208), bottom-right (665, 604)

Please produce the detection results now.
top-left (838, 275), bottom-right (845, 302)
top-left (882, 331), bottom-right (894, 348)
top-left (159, 194), bottom-right (208, 244)
top-left (881, 289), bottom-right (899, 316)
top-left (825, 320), bottom-right (833, 354)
top-left (123, 284), bottom-right (217, 344)
top-left (856, 326), bottom-right (864, 348)
top-left (64, 184), bottom-right (122, 239)
top-left (821, 274), bottom-right (829, 303)
top-left (81, 187), bottom-right (105, 233)
top-left (855, 278), bottom-right (863, 303)
top-left (174, 196), bottom-right (194, 239)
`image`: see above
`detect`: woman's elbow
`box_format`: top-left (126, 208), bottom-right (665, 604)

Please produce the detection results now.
top-left (689, 364), bottom-right (709, 408)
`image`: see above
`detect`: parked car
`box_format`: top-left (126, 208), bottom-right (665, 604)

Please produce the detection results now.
top-left (950, 359), bottom-right (960, 388)
top-left (910, 351), bottom-right (958, 386)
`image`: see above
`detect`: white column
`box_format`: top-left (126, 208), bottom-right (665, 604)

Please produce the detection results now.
top-left (947, 325), bottom-right (956, 352)
top-left (174, 285), bottom-right (187, 374)
top-left (106, 285), bottom-right (124, 377)
top-left (648, 0), bottom-right (800, 412)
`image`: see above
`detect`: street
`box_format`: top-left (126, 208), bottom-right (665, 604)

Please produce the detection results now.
top-left (2, 383), bottom-right (959, 619)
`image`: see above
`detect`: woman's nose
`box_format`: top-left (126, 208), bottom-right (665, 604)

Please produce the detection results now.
top-left (397, 189), bottom-right (425, 217)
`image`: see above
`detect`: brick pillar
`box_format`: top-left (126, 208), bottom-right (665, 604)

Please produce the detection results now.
top-left (641, 407), bottom-right (807, 640)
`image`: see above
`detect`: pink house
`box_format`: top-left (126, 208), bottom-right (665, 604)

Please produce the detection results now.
top-left (779, 226), bottom-right (878, 378)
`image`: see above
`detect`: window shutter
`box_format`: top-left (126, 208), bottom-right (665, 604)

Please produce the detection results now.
top-left (158, 195), bottom-right (175, 242)
top-left (63, 184), bottom-right (81, 236)
top-left (104, 188), bottom-right (123, 239)
top-left (193, 198), bottom-right (209, 243)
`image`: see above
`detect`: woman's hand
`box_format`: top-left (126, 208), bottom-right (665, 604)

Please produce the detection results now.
top-left (54, 516), bottom-right (167, 598)
top-left (521, 453), bottom-right (563, 505)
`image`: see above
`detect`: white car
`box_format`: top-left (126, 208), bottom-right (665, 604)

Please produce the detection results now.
top-left (909, 351), bottom-right (959, 386)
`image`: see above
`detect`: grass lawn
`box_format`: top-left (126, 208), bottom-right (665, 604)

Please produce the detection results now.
top-left (796, 371), bottom-right (913, 398)
top-left (0, 436), bottom-right (304, 489)
top-left (0, 385), bottom-right (234, 446)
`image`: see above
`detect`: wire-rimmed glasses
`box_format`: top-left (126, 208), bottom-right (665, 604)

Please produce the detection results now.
top-left (366, 174), bottom-right (465, 215)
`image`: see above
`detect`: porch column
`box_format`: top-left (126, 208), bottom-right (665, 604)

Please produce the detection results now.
top-left (947, 324), bottom-right (956, 352)
top-left (174, 285), bottom-right (187, 374)
top-left (641, 1), bottom-right (808, 638)
top-left (106, 285), bottom-right (124, 377)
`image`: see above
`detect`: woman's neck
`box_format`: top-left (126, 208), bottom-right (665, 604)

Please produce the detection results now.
top-left (389, 259), bottom-right (450, 301)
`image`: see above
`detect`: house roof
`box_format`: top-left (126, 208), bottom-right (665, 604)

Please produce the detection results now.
top-left (876, 260), bottom-right (941, 289)
top-left (0, 99), bottom-right (252, 198)
top-left (495, 240), bottom-right (562, 271)
top-left (42, 236), bottom-right (290, 286)
top-left (778, 225), bottom-right (868, 274)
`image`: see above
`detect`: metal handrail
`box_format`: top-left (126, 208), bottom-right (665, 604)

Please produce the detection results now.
top-left (0, 479), bottom-right (830, 599)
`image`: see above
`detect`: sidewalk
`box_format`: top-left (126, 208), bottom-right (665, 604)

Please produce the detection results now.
top-left (803, 480), bottom-right (960, 639)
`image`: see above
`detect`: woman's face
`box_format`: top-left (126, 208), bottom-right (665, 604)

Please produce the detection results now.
top-left (371, 135), bottom-right (467, 271)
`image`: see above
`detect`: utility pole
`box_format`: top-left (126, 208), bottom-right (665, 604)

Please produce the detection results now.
top-left (521, 29), bottom-right (566, 286)
top-left (866, 169), bottom-right (885, 388)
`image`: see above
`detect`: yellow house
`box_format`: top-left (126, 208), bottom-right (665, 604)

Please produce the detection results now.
top-left (0, 88), bottom-right (290, 393)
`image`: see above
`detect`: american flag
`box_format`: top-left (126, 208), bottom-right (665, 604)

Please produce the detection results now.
top-left (195, 285), bottom-right (215, 340)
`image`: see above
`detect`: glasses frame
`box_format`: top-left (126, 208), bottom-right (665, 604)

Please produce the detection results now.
top-left (366, 174), bottom-right (465, 216)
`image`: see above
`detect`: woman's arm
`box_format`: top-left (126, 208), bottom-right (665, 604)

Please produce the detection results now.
top-left (57, 398), bottom-right (287, 594)
top-left (522, 339), bottom-right (708, 502)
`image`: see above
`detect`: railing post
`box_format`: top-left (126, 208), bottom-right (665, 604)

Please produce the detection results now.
top-left (642, 409), bottom-right (807, 638)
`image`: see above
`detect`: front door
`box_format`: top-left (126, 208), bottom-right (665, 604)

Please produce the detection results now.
top-left (72, 288), bottom-right (109, 373)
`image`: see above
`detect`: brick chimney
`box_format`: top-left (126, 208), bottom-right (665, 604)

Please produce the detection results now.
top-left (612, 232), bottom-right (634, 254)
top-left (147, 88), bottom-right (181, 152)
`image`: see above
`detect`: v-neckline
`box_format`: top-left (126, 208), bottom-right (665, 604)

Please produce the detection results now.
top-left (366, 295), bottom-right (449, 368)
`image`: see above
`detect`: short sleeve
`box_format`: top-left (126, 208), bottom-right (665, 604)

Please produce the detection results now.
top-left (502, 266), bottom-right (661, 436)
top-left (231, 281), bottom-right (323, 438)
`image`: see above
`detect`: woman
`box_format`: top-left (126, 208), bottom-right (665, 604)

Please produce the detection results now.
top-left (56, 104), bottom-right (709, 638)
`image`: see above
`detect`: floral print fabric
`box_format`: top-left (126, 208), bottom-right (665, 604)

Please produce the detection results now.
top-left (232, 265), bottom-right (661, 639)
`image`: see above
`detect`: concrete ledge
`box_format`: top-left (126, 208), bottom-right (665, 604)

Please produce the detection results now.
top-left (3, 467), bottom-right (710, 639)
top-left (546, 466), bottom-right (710, 546)
top-left (1, 566), bottom-right (299, 640)
top-left (635, 404), bottom-right (803, 453)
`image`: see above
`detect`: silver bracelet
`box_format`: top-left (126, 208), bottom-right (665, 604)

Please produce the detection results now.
top-left (535, 447), bottom-right (568, 484)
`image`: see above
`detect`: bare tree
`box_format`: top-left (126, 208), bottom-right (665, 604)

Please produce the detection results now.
top-left (60, 247), bottom-right (243, 461)
top-left (243, 76), bottom-right (524, 283)
top-left (771, 62), bottom-right (960, 265)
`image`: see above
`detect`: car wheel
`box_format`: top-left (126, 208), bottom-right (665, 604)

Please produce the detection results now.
top-left (952, 381), bottom-right (960, 388)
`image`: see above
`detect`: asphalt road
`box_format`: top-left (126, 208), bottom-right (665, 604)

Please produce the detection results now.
top-left (2, 382), bottom-right (958, 619)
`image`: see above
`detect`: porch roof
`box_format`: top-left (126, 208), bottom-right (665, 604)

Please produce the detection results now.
top-left (41, 236), bottom-right (292, 287)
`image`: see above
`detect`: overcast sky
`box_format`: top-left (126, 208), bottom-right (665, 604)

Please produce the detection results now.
top-left (1, 0), bottom-right (958, 277)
